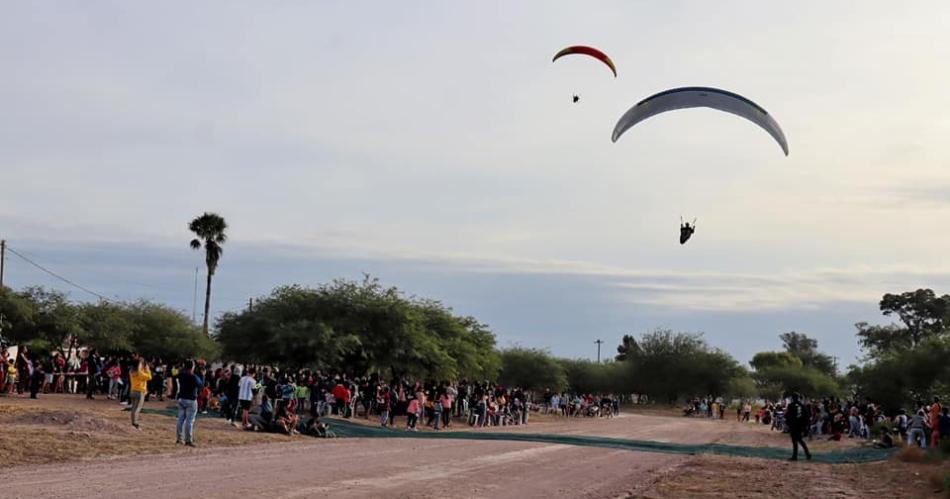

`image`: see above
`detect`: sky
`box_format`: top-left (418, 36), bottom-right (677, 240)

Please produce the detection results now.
top-left (2, 1), bottom-right (950, 366)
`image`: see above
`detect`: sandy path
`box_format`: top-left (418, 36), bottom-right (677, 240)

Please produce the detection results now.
top-left (2, 409), bottom-right (802, 499)
top-left (6, 438), bottom-right (683, 499)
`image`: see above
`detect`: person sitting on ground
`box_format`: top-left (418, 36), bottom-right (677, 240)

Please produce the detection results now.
top-left (247, 396), bottom-right (273, 432)
top-left (874, 427), bottom-right (895, 449)
top-left (302, 417), bottom-right (334, 438)
top-left (273, 400), bottom-right (297, 435)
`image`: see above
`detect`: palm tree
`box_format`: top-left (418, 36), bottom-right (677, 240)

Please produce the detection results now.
top-left (189, 212), bottom-right (227, 337)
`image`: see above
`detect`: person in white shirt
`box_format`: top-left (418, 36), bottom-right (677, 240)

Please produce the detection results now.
top-left (238, 367), bottom-right (257, 429)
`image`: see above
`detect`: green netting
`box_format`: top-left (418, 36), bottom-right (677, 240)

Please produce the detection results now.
top-left (140, 407), bottom-right (894, 464)
top-left (326, 419), bottom-right (894, 464)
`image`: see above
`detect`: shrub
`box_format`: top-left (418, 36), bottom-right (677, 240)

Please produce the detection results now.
top-left (896, 446), bottom-right (928, 463)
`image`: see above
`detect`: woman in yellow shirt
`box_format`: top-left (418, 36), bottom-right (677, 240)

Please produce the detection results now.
top-left (129, 359), bottom-right (151, 429)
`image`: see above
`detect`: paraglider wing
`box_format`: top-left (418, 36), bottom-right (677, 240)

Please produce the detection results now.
top-left (552, 45), bottom-right (617, 77)
top-left (611, 87), bottom-right (788, 156)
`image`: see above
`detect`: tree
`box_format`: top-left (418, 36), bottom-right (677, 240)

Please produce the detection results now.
top-left (0, 286), bottom-right (36, 345)
top-left (780, 331), bottom-right (836, 375)
top-left (126, 301), bottom-right (216, 360)
top-left (560, 358), bottom-right (630, 395)
top-left (17, 287), bottom-right (82, 356)
top-left (749, 351), bottom-right (802, 371)
top-left (189, 212), bottom-right (227, 337)
top-left (855, 322), bottom-right (910, 357)
top-left (498, 348), bottom-right (567, 392)
top-left (848, 336), bottom-right (950, 411)
top-left (615, 334), bottom-right (639, 361)
top-left (77, 301), bottom-right (134, 353)
top-left (619, 329), bottom-right (744, 403)
top-left (216, 278), bottom-right (500, 381)
top-left (872, 289), bottom-right (950, 350)
top-left (754, 365), bottom-right (840, 401)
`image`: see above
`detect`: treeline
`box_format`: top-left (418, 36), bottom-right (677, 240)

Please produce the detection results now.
top-left (3, 278), bottom-right (949, 410)
top-left (216, 277), bottom-right (500, 381)
top-left (0, 287), bottom-right (215, 360)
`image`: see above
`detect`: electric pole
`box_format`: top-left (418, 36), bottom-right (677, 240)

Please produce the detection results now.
top-left (1, 239), bottom-right (5, 288)
top-left (594, 339), bottom-right (604, 363)
top-left (192, 266), bottom-right (199, 323)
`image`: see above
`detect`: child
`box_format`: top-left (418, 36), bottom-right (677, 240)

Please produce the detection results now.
top-left (6, 360), bottom-right (17, 394)
top-left (207, 393), bottom-right (221, 412)
top-left (106, 363), bottom-right (121, 399)
top-left (29, 363), bottom-right (45, 399)
top-left (378, 386), bottom-right (392, 427)
top-left (198, 385), bottom-right (211, 414)
top-left (406, 397), bottom-right (420, 431)
top-left (274, 400), bottom-right (297, 435)
top-left (295, 380), bottom-right (309, 415)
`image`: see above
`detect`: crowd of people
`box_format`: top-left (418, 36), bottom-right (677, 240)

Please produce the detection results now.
top-left (1, 346), bottom-right (625, 446)
top-left (680, 394), bottom-right (950, 457)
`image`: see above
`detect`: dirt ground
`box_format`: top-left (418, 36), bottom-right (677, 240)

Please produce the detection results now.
top-left (1, 395), bottom-right (945, 498)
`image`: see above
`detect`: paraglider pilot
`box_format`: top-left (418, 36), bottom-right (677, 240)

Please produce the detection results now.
top-left (573, 95), bottom-right (580, 103)
top-left (679, 217), bottom-right (696, 245)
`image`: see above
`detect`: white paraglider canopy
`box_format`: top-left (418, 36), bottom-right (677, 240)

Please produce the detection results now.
top-left (611, 87), bottom-right (788, 156)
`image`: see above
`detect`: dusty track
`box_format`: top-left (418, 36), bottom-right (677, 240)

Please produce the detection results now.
top-left (1, 397), bottom-right (929, 498)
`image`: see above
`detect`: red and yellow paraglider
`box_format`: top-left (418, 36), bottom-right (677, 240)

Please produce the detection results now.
top-left (552, 45), bottom-right (617, 77)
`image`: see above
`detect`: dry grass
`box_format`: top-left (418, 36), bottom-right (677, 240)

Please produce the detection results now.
top-left (641, 453), bottom-right (950, 498)
top-left (0, 394), bottom-right (291, 466)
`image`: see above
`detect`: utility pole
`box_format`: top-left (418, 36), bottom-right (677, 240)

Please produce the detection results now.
top-left (192, 266), bottom-right (199, 323)
top-left (0, 239), bottom-right (5, 288)
top-left (248, 297), bottom-right (253, 312)
top-left (594, 339), bottom-right (604, 363)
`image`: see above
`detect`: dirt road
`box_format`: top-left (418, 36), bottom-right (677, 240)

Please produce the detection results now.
top-left (3, 409), bottom-right (773, 499)
top-left (4, 398), bottom-right (916, 499)
top-left (5, 436), bottom-right (687, 498)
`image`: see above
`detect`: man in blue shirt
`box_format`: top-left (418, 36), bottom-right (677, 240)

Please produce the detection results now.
top-left (176, 360), bottom-right (202, 447)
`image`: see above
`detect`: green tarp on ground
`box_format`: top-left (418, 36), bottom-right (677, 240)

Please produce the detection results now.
top-left (326, 418), bottom-right (894, 464)
top-left (142, 407), bottom-right (894, 464)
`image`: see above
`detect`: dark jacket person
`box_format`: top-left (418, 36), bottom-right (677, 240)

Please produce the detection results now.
top-left (786, 393), bottom-right (812, 461)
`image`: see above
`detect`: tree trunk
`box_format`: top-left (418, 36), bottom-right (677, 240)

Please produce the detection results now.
top-left (202, 269), bottom-right (213, 337)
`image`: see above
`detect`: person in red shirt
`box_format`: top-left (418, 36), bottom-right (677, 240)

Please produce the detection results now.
top-left (930, 397), bottom-right (942, 448)
top-left (332, 381), bottom-right (351, 418)
top-left (378, 386), bottom-right (392, 427)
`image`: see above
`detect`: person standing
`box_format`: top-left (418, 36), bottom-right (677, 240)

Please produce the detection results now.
top-left (175, 360), bottom-right (201, 446)
top-left (908, 409), bottom-right (930, 448)
top-left (85, 350), bottom-right (99, 400)
top-left (29, 362), bottom-right (44, 399)
top-left (786, 393), bottom-right (812, 461)
top-left (226, 366), bottom-right (242, 424)
top-left (938, 407), bottom-right (950, 444)
top-left (332, 379), bottom-right (350, 417)
top-left (378, 386), bottom-right (392, 427)
top-left (16, 346), bottom-right (31, 395)
top-left (238, 367), bottom-right (257, 429)
top-left (930, 397), bottom-right (942, 448)
top-left (128, 358), bottom-right (151, 430)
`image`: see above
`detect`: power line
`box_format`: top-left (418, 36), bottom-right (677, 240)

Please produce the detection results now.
top-left (4, 244), bottom-right (110, 301)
